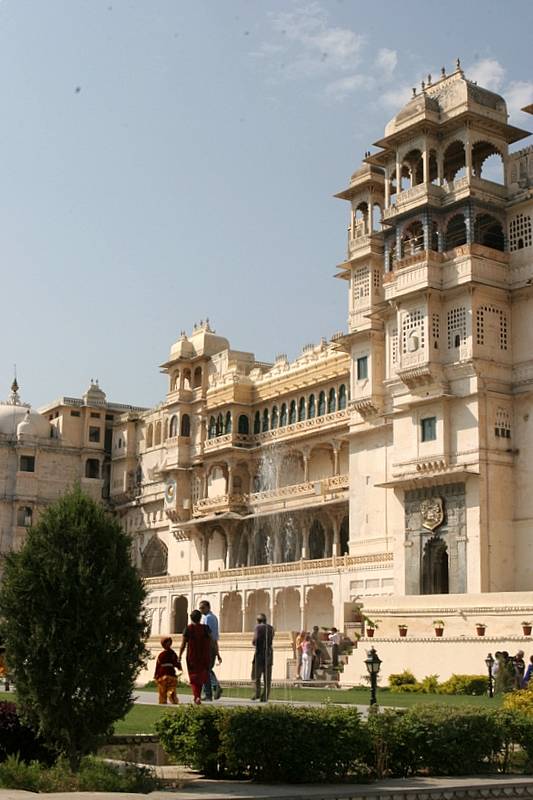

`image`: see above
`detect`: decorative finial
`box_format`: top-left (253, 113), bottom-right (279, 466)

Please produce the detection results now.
top-left (456, 57), bottom-right (461, 71)
top-left (441, 66), bottom-right (446, 77)
top-left (427, 74), bottom-right (432, 85)
top-left (412, 87), bottom-right (416, 97)
top-left (421, 79), bottom-right (425, 91)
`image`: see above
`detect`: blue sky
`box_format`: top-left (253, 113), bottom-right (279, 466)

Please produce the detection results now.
top-left (1, 0), bottom-right (532, 408)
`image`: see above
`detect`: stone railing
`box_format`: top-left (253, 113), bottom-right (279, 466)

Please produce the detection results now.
top-left (193, 474), bottom-right (349, 517)
top-left (192, 493), bottom-right (248, 517)
top-left (204, 432), bottom-right (254, 452)
top-left (144, 550), bottom-right (394, 588)
top-left (253, 409), bottom-right (349, 444)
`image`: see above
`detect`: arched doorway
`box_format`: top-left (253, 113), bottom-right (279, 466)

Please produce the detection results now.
top-left (221, 592), bottom-right (243, 632)
top-left (421, 537), bottom-right (449, 594)
top-left (308, 520), bottom-right (326, 560)
top-left (141, 536), bottom-right (168, 577)
top-left (305, 585), bottom-right (334, 629)
top-left (172, 596), bottom-right (188, 634)
top-left (245, 589), bottom-right (270, 630)
top-left (274, 588), bottom-right (301, 631)
top-left (339, 516), bottom-right (349, 556)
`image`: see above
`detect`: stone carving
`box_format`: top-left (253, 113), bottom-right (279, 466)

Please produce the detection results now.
top-left (420, 496), bottom-right (444, 531)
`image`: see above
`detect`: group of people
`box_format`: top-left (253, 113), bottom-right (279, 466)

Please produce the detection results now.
top-left (493, 649), bottom-right (533, 693)
top-left (154, 599), bottom-right (222, 705)
top-left (154, 605), bottom-right (276, 705)
top-left (295, 626), bottom-right (342, 681)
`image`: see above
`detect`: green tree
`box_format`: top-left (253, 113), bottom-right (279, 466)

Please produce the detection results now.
top-left (0, 486), bottom-right (148, 770)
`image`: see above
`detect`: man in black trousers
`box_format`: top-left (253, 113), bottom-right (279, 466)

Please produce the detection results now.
top-left (251, 613), bottom-right (274, 702)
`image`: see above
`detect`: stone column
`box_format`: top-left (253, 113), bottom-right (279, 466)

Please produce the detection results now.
top-left (437, 152), bottom-right (444, 186)
top-left (396, 154), bottom-right (402, 195)
top-left (227, 464), bottom-right (233, 495)
top-left (301, 528), bottom-right (309, 560)
top-left (303, 451), bottom-right (310, 482)
top-left (396, 226), bottom-right (402, 261)
top-left (226, 531), bottom-right (234, 570)
top-left (331, 516), bottom-right (341, 557)
top-left (202, 532), bottom-right (209, 572)
top-left (273, 529), bottom-right (282, 564)
top-left (465, 204), bottom-right (474, 245)
top-left (332, 441), bottom-right (341, 476)
top-left (299, 588), bottom-right (305, 631)
top-left (367, 193), bottom-right (373, 233)
top-left (465, 136), bottom-right (472, 179)
top-left (423, 211), bottom-right (430, 251)
top-left (384, 166), bottom-right (390, 208)
top-left (422, 146), bottom-right (429, 184)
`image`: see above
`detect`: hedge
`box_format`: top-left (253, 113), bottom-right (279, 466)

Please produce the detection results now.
top-left (0, 702), bottom-right (54, 766)
top-left (156, 703), bottom-right (533, 781)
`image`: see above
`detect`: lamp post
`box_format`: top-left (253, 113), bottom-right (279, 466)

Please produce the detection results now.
top-left (485, 653), bottom-right (494, 698)
top-left (365, 646), bottom-right (382, 706)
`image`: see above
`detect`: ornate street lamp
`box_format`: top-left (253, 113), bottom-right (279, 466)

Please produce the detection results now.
top-left (485, 653), bottom-right (495, 698)
top-left (365, 646), bottom-right (382, 706)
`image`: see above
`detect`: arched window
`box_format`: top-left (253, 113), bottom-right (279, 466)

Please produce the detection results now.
top-left (181, 414), bottom-right (191, 437)
top-left (253, 411), bottom-right (261, 434)
top-left (445, 214), bottom-right (467, 250)
top-left (472, 141), bottom-right (505, 184)
top-left (280, 403), bottom-right (288, 427)
top-left (225, 411), bottom-right (232, 434)
top-left (85, 458), bottom-right (100, 479)
top-left (308, 394), bottom-right (316, 418)
top-left (193, 366), bottom-right (202, 388)
top-left (443, 140), bottom-right (466, 183)
top-left (146, 423), bottom-right (153, 449)
top-left (318, 391), bottom-right (326, 416)
top-left (182, 369), bottom-right (191, 390)
top-left (262, 409), bottom-right (269, 432)
top-left (402, 148), bottom-right (423, 186)
top-left (474, 214), bottom-right (505, 251)
top-left (298, 397), bottom-right (306, 421)
top-left (289, 400), bottom-right (297, 425)
top-left (171, 371), bottom-right (179, 391)
top-left (154, 421), bottom-right (161, 445)
top-left (338, 384), bottom-right (347, 410)
top-left (271, 406), bottom-right (279, 429)
top-left (17, 506), bottom-right (32, 527)
top-left (328, 387), bottom-right (336, 413)
top-left (238, 414), bottom-right (249, 434)
top-left (216, 414), bottom-right (224, 436)
top-left (208, 416), bottom-right (216, 439)
top-left (402, 220), bottom-right (424, 255)
top-left (169, 415), bottom-right (178, 438)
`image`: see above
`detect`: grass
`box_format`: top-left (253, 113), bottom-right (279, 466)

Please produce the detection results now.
top-left (0, 685), bottom-right (503, 736)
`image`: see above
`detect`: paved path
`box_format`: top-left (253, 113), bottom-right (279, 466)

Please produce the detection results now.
top-left (133, 689), bottom-right (369, 713)
top-left (0, 775), bottom-right (532, 800)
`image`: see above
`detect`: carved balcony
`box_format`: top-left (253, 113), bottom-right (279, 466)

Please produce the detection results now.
top-left (253, 409), bottom-right (349, 446)
top-left (203, 432), bottom-right (254, 454)
top-left (192, 493), bottom-right (248, 518)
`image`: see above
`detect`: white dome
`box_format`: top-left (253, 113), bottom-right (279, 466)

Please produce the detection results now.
top-left (0, 404), bottom-right (30, 435)
top-left (16, 408), bottom-right (51, 439)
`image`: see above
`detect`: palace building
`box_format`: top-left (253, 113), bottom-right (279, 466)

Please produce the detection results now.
top-left (6, 63), bottom-right (533, 684)
top-left (106, 65), bottom-right (533, 683)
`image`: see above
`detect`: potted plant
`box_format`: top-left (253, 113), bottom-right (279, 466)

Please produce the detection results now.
top-left (363, 616), bottom-right (378, 638)
top-left (522, 621), bottom-right (532, 636)
top-left (433, 619), bottom-right (445, 637)
top-left (475, 623), bottom-right (486, 637)
top-left (398, 624), bottom-right (408, 638)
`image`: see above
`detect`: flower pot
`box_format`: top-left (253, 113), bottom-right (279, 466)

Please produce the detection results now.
top-left (398, 628), bottom-right (408, 638)
top-left (434, 627), bottom-right (444, 637)
top-left (523, 625), bottom-right (532, 636)
top-left (367, 628), bottom-right (375, 638)
top-left (476, 627), bottom-right (486, 637)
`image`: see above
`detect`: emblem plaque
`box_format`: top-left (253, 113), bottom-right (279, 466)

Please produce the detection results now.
top-left (420, 496), bottom-right (444, 531)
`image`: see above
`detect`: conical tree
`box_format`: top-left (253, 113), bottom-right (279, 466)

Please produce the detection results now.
top-left (0, 486), bottom-right (148, 769)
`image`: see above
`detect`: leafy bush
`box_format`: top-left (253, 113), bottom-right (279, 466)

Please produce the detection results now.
top-left (0, 702), bottom-right (54, 766)
top-left (503, 686), bottom-right (533, 716)
top-left (0, 754), bottom-right (159, 793)
top-left (388, 670), bottom-right (417, 690)
top-left (419, 674), bottom-right (439, 694)
top-left (395, 706), bottom-right (501, 775)
top-left (438, 674), bottom-right (488, 695)
top-left (156, 704), bottom-right (227, 778)
top-left (220, 705), bottom-right (368, 782)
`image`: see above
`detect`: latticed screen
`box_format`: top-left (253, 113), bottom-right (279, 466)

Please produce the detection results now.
top-left (447, 307), bottom-right (467, 348)
top-left (509, 213), bottom-right (532, 251)
top-left (401, 309), bottom-right (425, 353)
top-left (353, 266), bottom-right (370, 300)
top-left (476, 305), bottom-right (508, 350)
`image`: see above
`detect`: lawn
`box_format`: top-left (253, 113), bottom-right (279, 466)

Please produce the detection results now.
top-left (0, 686), bottom-right (503, 736)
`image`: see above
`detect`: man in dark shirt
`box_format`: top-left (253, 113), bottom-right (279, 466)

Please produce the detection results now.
top-left (251, 613), bottom-right (274, 702)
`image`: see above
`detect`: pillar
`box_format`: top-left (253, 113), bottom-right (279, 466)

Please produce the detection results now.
top-left (465, 137), bottom-right (472, 179)
top-left (367, 193), bottom-right (373, 233)
top-left (301, 529), bottom-right (309, 560)
top-left (332, 442), bottom-right (340, 476)
top-left (202, 533), bottom-right (209, 572)
top-left (396, 154), bottom-right (402, 195)
top-left (303, 452), bottom-right (310, 482)
top-left (423, 211), bottom-right (430, 251)
top-left (273, 529), bottom-right (282, 563)
top-left (396, 226), bottom-right (402, 261)
top-left (437, 152), bottom-right (444, 186)
top-left (227, 465), bottom-right (233, 495)
top-left (226, 532), bottom-right (234, 570)
top-left (465, 204), bottom-right (474, 245)
top-left (300, 588), bottom-right (305, 631)
top-left (384, 167), bottom-right (390, 208)
top-left (422, 147), bottom-right (429, 184)
top-left (331, 516), bottom-right (341, 557)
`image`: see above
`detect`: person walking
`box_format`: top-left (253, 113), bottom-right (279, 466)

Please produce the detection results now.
top-left (328, 627), bottom-right (342, 668)
top-left (295, 630), bottom-right (306, 679)
top-left (251, 613), bottom-right (274, 702)
top-left (514, 650), bottom-right (526, 689)
top-left (300, 633), bottom-right (315, 681)
top-left (178, 610), bottom-right (212, 704)
top-left (199, 600), bottom-right (223, 700)
top-left (522, 655), bottom-right (533, 688)
top-left (154, 637), bottom-right (181, 705)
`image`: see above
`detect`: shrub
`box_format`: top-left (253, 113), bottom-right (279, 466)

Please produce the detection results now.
top-left (0, 702), bottom-right (54, 766)
top-left (502, 685), bottom-right (533, 716)
top-left (220, 705), bottom-right (368, 782)
top-left (395, 706), bottom-right (502, 775)
top-left (0, 755), bottom-right (159, 793)
top-left (365, 709), bottom-right (407, 778)
top-left (438, 674), bottom-right (488, 695)
top-left (388, 670), bottom-right (417, 690)
top-left (419, 674), bottom-right (439, 694)
top-left (156, 704), bottom-right (227, 778)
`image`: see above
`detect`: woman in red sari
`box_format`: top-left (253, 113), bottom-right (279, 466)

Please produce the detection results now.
top-left (178, 609), bottom-right (212, 704)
